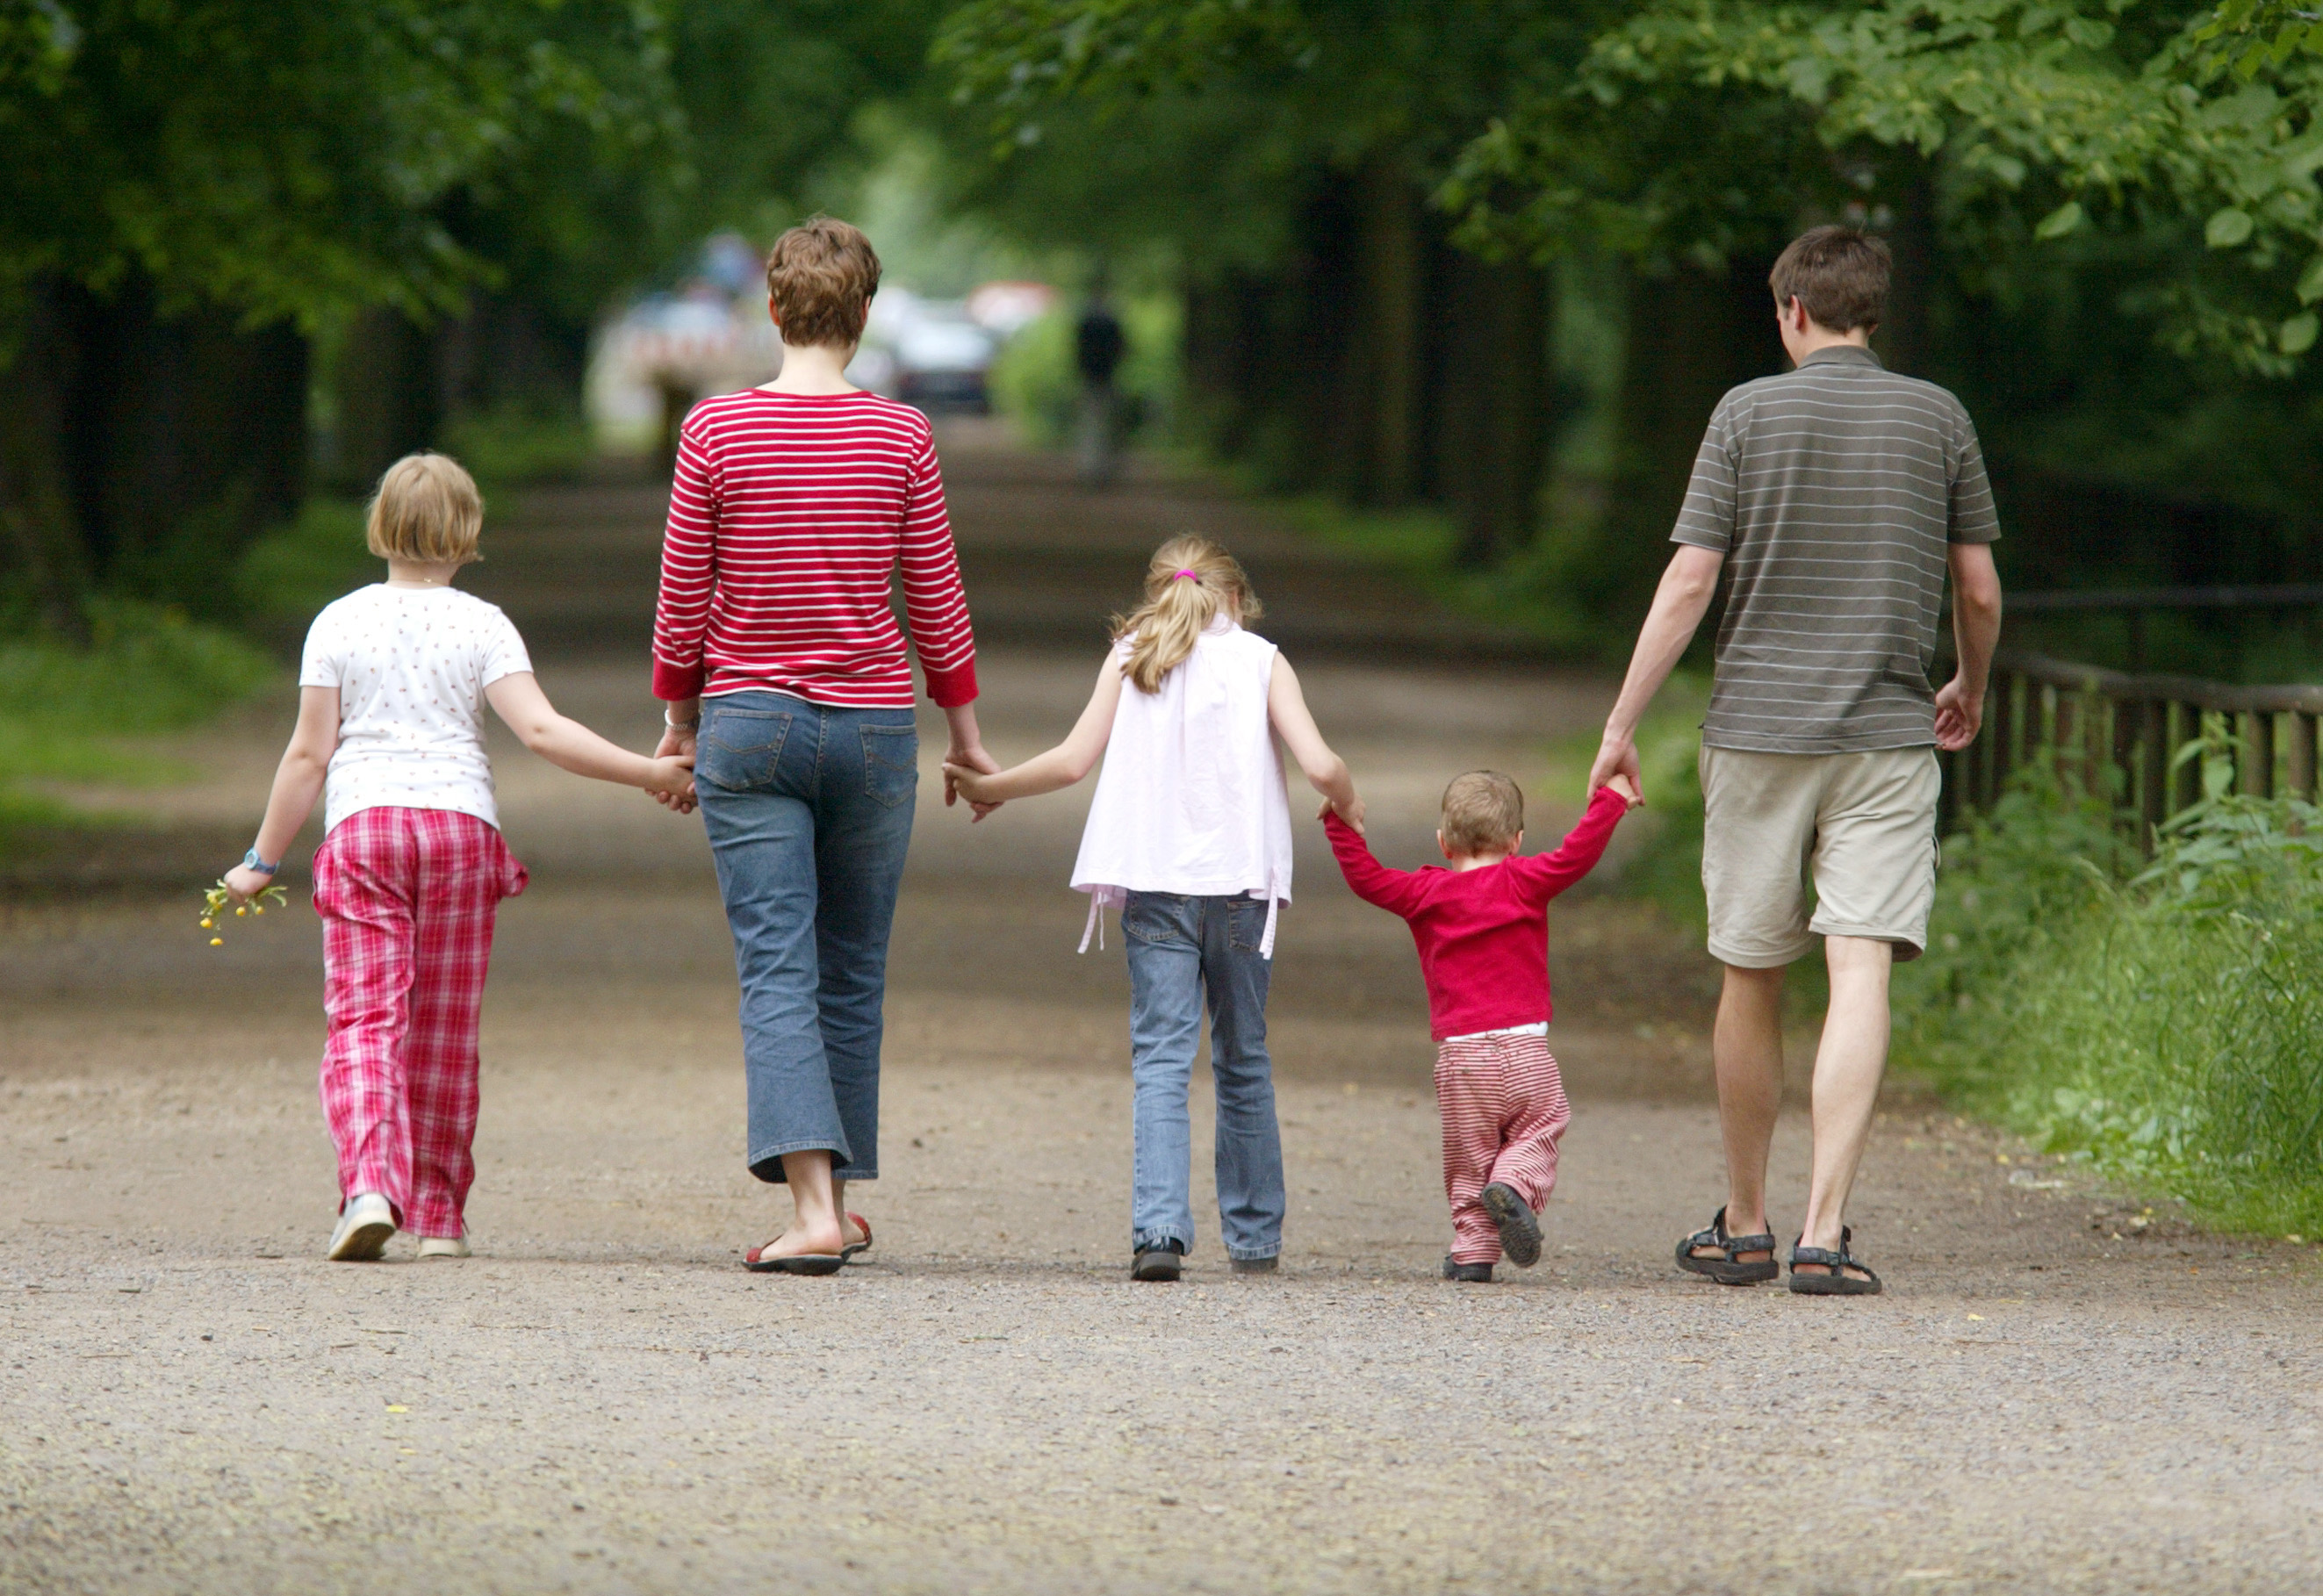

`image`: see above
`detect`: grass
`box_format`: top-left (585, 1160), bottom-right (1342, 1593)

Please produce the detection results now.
top-left (0, 601), bottom-right (278, 844)
top-left (1893, 742), bottom-right (2323, 1236)
top-left (235, 497), bottom-right (380, 630)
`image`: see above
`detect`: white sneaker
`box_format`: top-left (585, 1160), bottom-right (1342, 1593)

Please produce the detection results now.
top-left (415, 1234), bottom-right (470, 1261)
top-left (327, 1193), bottom-right (396, 1262)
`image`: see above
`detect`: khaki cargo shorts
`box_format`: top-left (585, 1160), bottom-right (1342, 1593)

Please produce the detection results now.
top-left (1700, 745), bottom-right (1940, 969)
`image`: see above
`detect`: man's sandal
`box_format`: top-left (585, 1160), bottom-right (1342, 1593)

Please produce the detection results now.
top-left (1788, 1227), bottom-right (1882, 1296)
top-left (1674, 1205), bottom-right (1780, 1286)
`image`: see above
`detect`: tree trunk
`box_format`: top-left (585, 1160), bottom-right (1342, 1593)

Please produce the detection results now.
top-left (0, 277), bottom-right (93, 639)
top-left (1433, 249), bottom-right (1553, 568)
top-left (1348, 157), bottom-right (1423, 506)
top-left (1595, 259), bottom-right (1782, 619)
top-left (331, 306), bottom-right (442, 492)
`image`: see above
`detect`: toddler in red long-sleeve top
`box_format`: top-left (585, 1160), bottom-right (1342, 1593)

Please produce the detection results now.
top-left (1326, 770), bottom-right (1637, 1281)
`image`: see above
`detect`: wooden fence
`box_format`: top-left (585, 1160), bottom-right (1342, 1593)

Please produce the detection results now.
top-left (1943, 650), bottom-right (2323, 845)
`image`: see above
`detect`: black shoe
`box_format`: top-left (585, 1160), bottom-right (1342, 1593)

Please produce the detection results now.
top-left (1230, 1255), bottom-right (1277, 1276)
top-left (1481, 1183), bottom-right (1543, 1268)
top-left (1132, 1240), bottom-right (1185, 1282)
top-left (1442, 1254), bottom-right (1494, 1283)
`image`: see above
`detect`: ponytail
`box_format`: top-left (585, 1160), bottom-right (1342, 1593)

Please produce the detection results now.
top-left (1111, 536), bottom-right (1262, 694)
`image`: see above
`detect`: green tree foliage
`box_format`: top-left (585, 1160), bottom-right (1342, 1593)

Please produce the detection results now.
top-left (1449, 3), bottom-right (2323, 370)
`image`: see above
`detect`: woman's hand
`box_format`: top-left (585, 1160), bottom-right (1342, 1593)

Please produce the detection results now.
top-left (222, 864), bottom-right (275, 902)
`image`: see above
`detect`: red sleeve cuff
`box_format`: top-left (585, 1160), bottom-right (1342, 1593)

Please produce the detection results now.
top-left (654, 658), bottom-right (706, 701)
top-left (922, 658), bottom-right (978, 709)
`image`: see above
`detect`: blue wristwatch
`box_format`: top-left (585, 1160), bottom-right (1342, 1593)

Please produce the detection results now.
top-left (241, 848), bottom-right (279, 876)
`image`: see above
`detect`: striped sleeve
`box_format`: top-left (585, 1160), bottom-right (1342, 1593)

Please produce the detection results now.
top-left (1947, 406), bottom-right (2001, 544)
top-left (897, 419), bottom-right (979, 708)
top-left (1670, 392), bottom-right (1741, 551)
top-left (651, 417), bottom-right (719, 701)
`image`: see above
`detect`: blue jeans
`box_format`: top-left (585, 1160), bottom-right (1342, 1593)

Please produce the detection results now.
top-left (695, 693), bottom-right (917, 1184)
top-left (1121, 891), bottom-right (1286, 1261)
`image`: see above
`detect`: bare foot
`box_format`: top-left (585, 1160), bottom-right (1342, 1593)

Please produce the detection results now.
top-left (748, 1222), bottom-right (845, 1263)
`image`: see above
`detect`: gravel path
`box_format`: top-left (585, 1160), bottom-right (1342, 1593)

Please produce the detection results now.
top-left (5, 432), bottom-right (2319, 1593)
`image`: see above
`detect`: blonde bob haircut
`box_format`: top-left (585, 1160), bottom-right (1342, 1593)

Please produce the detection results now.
top-left (1111, 535), bottom-right (1263, 694)
top-left (366, 452), bottom-right (484, 565)
top-left (1440, 770), bottom-right (1525, 857)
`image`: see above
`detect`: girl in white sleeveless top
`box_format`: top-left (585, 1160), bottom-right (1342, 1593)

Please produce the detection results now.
top-left (947, 536), bottom-right (1362, 1280)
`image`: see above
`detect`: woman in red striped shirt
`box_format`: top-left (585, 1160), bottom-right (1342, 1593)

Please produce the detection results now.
top-left (651, 218), bottom-right (998, 1275)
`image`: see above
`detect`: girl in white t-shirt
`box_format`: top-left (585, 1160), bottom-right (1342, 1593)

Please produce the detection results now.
top-left (224, 453), bottom-right (694, 1262)
top-left (946, 536), bottom-right (1362, 1280)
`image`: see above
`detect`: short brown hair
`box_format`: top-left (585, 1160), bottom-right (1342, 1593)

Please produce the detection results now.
top-left (1441, 771), bottom-right (1524, 856)
top-left (1768, 226), bottom-right (1891, 333)
top-left (766, 216), bottom-right (881, 348)
top-left (366, 452), bottom-right (482, 564)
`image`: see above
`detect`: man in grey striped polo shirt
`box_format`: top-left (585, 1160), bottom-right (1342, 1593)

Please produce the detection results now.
top-left (1586, 226), bottom-right (2004, 1296)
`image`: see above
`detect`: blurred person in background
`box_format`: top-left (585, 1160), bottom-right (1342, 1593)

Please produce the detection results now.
top-left (1075, 275), bottom-right (1127, 488)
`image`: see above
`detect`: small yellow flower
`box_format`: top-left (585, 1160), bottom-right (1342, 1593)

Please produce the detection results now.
top-left (210, 938), bottom-right (224, 947)
top-left (234, 906), bottom-right (247, 917)
top-left (252, 906), bottom-right (264, 917)
top-left (200, 918), bottom-right (214, 930)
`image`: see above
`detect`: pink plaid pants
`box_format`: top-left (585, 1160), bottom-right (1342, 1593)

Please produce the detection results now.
top-left (313, 807), bottom-right (526, 1239)
top-left (1436, 1029), bottom-right (1571, 1265)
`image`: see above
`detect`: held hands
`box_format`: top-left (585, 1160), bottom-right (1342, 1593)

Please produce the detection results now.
top-left (642, 751), bottom-right (696, 802)
top-left (1600, 771), bottom-right (1643, 809)
top-left (651, 726), bottom-right (698, 814)
top-left (941, 752), bottom-right (1003, 822)
top-left (1933, 673), bottom-right (1983, 751)
top-left (1314, 794), bottom-right (1365, 835)
top-left (1586, 730), bottom-right (1643, 804)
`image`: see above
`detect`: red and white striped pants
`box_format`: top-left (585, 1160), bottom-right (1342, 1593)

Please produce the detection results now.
top-left (313, 807), bottom-right (526, 1239)
top-left (1435, 1028), bottom-right (1571, 1265)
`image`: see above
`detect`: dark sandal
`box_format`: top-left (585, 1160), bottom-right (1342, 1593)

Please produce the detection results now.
top-left (744, 1240), bottom-right (845, 1276)
top-left (842, 1211), bottom-right (873, 1262)
top-left (1675, 1204), bottom-right (1780, 1285)
top-left (1788, 1227), bottom-right (1882, 1296)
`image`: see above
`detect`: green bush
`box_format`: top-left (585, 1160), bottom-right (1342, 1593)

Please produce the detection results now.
top-left (1895, 741), bottom-right (2323, 1235)
top-left (438, 403), bottom-right (600, 488)
top-left (235, 498), bottom-right (378, 628)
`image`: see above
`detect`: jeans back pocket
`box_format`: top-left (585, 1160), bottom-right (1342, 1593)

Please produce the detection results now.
top-left (699, 708), bottom-right (793, 793)
top-left (859, 724), bottom-right (919, 809)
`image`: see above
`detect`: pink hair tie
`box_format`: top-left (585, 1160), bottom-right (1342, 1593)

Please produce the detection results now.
top-left (1173, 570), bottom-right (1199, 581)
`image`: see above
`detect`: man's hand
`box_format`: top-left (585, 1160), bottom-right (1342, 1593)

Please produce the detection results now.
top-left (222, 864), bottom-right (273, 901)
top-left (1315, 794), bottom-right (1365, 834)
top-left (1933, 675), bottom-right (1984, 751)
top-left (1601, 771), bottom-right (1643, 809)
top-left (1587, 731), bottom-right (1643, 802)
top-left (944, 741), bottom-right (1003, 820)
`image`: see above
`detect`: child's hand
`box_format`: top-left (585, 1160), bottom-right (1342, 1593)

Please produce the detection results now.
top-left (1316, 795), bottom-right (1365, 835)
top-left (642, 753), bottom-right (696, 804)
top-left (222, 864), bottom-right (274, 902)
top-left (1602, 772), bottom-right (1643, 809)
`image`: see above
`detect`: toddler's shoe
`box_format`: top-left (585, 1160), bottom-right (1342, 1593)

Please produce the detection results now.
top-left (327, 1193), bottom-right (396, 1262)
top-left (416, 1235), bottom-right (471, 1261)
top-left (1131, 1240), bottom-right (1185, 1282)
top-left (1230, 1255), bottom-right (1277, 1276)
top-left (1442, 1254), bottom-right (1495, 1283)
top-left (1481, 1182), bottom-right (1543, 1268)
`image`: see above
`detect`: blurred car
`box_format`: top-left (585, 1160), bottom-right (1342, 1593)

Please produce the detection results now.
top-left (891, 300), bottom-right (1000, 413)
